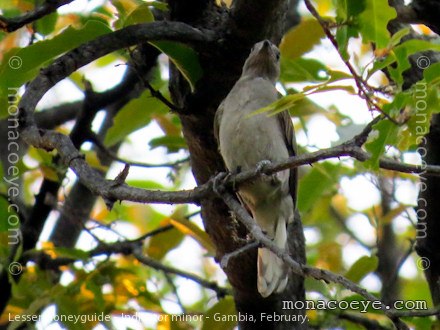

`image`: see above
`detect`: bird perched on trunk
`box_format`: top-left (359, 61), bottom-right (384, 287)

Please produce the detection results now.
top-left (214, 40), bottom-right (297, 297)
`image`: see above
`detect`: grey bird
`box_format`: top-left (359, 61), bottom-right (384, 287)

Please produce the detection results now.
top-left (214, 40), bottom-right (297, 297)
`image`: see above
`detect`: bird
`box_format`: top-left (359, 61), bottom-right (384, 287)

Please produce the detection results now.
top-left (214, 40), bottom-right (297, 297)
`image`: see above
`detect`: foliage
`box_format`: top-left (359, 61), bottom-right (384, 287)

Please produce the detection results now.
top-left (0, 0), bottom-right (438, 329)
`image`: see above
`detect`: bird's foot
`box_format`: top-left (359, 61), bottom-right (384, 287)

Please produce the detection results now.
top-left (212, 172), bottom-right (231, 195)
top-left (256, 159), bottom-right (271, 175)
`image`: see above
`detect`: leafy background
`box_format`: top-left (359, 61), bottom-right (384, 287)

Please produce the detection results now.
top-left (0, 0), bottom-right (439, 329)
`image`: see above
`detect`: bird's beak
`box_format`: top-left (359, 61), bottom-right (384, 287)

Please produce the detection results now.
top-left (260, 40), bottom-right (275, 57)
top-left (262, 40), bottom-right (271, 50)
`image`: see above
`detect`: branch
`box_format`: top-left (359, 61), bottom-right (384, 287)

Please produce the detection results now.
top-left (164, 272), bottom-right (187, 313)
top-left (19, 21), bottom-right (215, 129)
top-left (220, 240), bottom-right (260, 269)
top-left (24, 238), bottom-right (230, 297)
top-left (20, 117), bottom-right (440, 209)
top-left (330, 205), bottom-right (373, 249)
top-left (90, 134), bottom-right (190, 168)
top-left (132, 247), bottom-right (230, 299)
top-left (303, 0), bottom-right (398, 124)
top-left (124, 55), bottom-right (183, 113)
top-left (216, 190), bottom-right (429, 329)
top-left (34, 102), bottom-right (80, 129)
top-left (339, 312), bottom-right (390, 330)
top-left (0, 0), bottom-right (74, 32)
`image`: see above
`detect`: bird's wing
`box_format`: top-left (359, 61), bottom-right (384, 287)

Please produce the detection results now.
top-left (213, 100), bottom-right (224, 147)
top-left (277, 110), bottom-right (297, 206)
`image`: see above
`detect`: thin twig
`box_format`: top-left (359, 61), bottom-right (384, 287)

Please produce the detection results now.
top-left (0, 0), bottom-right (74, 32)
top-left (132, 211), bottom-right (201, 242)
top-left (132, 247), bottom-right (230, 298)
top-left (303, 0), bottom-right (399, 124)
top-left (217, 190), bottom-right (414, 329)
top-left (330, 206), bottom-right (373, 249)
top-left (164, 273), bottom-right (187, 313)
top-left (123, 54), bottom-right (184, 113)
top-left (144, 81), bottom-right (183, 113)
top-left (220, 241), bottom-right (260, 269)
top-left (339, 312), bottom-right (391, 330)
top-left (388, 239), bottom-right (415, 287)
top-left (24, 239), bottom-right (230, 297)
top-left (90, 133), bottom-right (190, 168)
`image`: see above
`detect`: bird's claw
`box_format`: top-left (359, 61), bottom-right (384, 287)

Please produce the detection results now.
top-left (256, 160), bottom-right (271, 174)
top-left (213, 172), bottom-right (230, 195)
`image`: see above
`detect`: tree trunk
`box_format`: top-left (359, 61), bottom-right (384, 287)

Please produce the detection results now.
top-left (166, 0), bottom-right (306, 328)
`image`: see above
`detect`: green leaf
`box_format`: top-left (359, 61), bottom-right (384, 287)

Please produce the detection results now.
top-left (149, 135), bottom-right (187, 153)
top-left (287, 96), bottom-right (327, 117)
top-left (0, 196), bottom-right (19, 232)
top-left (124, 3), bottom-right (154, 26)
top-left (334, 0), bottom-right (365, 59)
top-left (146, 209), bottom-right (188, 260)
top-left (305, 277), bottom-right (331, 298)
top-left (335, 25), bottom-right (359, 60)
top-left (104, 90), bottom-right (167, 147)
top-left (146, 227), bottom-right (184, 260)
top-left (388, 27), bottom-right (410, 48)
top-left (126, 179), bottom-right (166, 190)
top-left (327, 70), bottom-right (353, 83)
top-left (297, 162), bottom-right (341, 214)
top-left (382, 91), bottom-right (411, 117)
top-left (35, 12), bottom-right (58, 36)
top-left (280, 57), bottom-right (329, 83)
top-left (345, 255), bottom-right (378, 283)
top-left (366, 52), bottom-right (396, 79)
top-left (369, 39), bottom-right (440, 86)
top-left (150, 41), bottom-right (202, 92)
top-left (249, 92), bottom-right (305, 117)
top-left (305, 84), bottom-right (356, 95)
top-left (334, 0), bottom-right (366, 21)
top-left (364, 119), bottom-right (399, 168)
top-left (0, 20), bottom-right (112, 118)
top-left (403, 84), bottom-right (439, 149)
top-left (202, 297), bottom-right (236, 330)
top-left (51, 247), bottom-right (90, 260)
top-left (424, 62), bottom-right (440, 85)
top-left (280, 18), bottom-right (325, 59)
top-left (0, 196), bottom-right (19, 262)
top-left (358, 0), bottom-right (396, 48)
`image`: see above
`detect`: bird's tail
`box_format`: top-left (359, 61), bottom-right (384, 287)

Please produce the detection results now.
top-left (257, 217), bottom-right (289, 297)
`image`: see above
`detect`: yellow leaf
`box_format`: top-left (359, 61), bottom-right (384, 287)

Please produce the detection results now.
top-left (381, 204), bottom-right (408, 224)
top-left (84, 150), bottom-right (109, 172)
top-left (41, 241), bottom-right (57, 259)
top-left (169, 218), bottom-right (215, 255)
top-left (317, 0), bottom-right (332, 14)
top-left (331, 194), bottom-right (350, 218)
top-left (158, 315), bottom-right (171, 330)
top-left (317, 242), bottom-right (342, 272)
top-left (122, 278), bottom-right (139, 296)
top-left (146, 219), bottom-right (185, 260)
top-left (40, 164), bottom-right (59, 182)
top-left (280, 19), bottom-right (325, 59)
top-left (152, 114), bottom-right (181, 136)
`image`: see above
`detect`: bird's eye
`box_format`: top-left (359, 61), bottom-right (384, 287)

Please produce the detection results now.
top-left (275, 52), bottom-right (280, 60)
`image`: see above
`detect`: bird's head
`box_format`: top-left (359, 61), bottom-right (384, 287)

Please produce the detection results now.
top-left (242, 40), bottom-right (280, 83)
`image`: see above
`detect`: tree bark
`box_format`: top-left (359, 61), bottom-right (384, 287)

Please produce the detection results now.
top-left (166, 0), bottom-right (306, 328)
